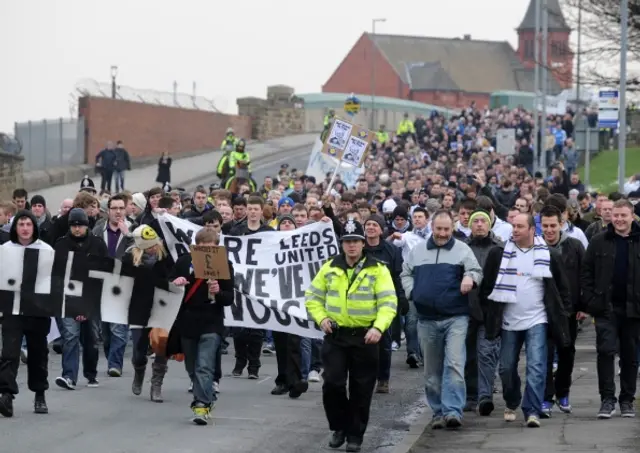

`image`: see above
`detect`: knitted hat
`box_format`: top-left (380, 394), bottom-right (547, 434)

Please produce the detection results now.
top-left (132, 225), bottom-right (162, 250)
top-left (425, 198), bottom-right (441, 214)
top-left (131, 193), bottom-right (147, 212)
top-left (382, 198), bottom-right (397, 214)
top-left (468, 210), bottom-right (491, 226)
top-left (68, 208), bottom-right (89, 227)
top-left (392, 206), bottom-right (409, 220)
top-left (277, 214), bottom-right (296, 230)
top-left (278, 197), bottom-right (294, 209)
top-left (364, 214), bottom-right (385, 232)
top-left (30, 195), bottom-right (46, 208)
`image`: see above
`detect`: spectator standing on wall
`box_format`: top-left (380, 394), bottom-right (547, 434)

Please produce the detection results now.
top-left (113, 140), bottom-right (131, 192)
top-left (156, 151), bottom-right (172, 187)
top-left (95, 141), bottom-right (117, 193)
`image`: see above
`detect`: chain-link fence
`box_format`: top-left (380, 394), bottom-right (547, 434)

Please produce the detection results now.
top-left (14, 118), bottom-right (85, 172)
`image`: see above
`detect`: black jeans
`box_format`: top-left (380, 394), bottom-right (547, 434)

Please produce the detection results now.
top-left (130, 328), bottom-right (167, 368)
top-left (595, 312), bottom-right (640, 403)
top-left (0, 315), bottom-right (51, 396)
top-left (273, 332), bottom-right (303, 388)
top-left (100, 168), bottom-right (113, 192)
top-left (322, 328), bottom-right (379, 442)
top-left (390, 314), bottom-right (402, 344)
top-left (233, 328), bottom-right (263, 374)
top-left (545, 317), bottom-right (578, 401)
top-left (464, 318), bottom-right (480, 404)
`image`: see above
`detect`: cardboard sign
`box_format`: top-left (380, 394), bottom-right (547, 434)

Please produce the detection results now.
top-left (190, 245), bottom-right (230, 280)
top-left (322, 117), bottom-right (374, 167)
top-left (496, 128), bottom-right (516, 155)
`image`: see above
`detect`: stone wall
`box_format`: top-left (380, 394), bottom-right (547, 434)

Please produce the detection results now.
top-left (237, 85), bottom-right (305, 141)
top-left (0, 151), bottom-right (24, 199)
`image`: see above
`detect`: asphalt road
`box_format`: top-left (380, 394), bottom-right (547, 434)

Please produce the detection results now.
top-left (6, 344), bottom-right (426, 453)
top-left (185, 145), bottom-right (313, 192)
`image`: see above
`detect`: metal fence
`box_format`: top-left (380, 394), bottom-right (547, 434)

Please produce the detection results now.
top-left (14, 118), bottom-right (85, 172)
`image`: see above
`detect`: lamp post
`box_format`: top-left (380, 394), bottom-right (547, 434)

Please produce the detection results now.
top-left (371, 18), bottom-right (386, 130)
top-left (110, 65), bottom-right (118, 99)
top-left (619, 0), bottom-right (628, 192)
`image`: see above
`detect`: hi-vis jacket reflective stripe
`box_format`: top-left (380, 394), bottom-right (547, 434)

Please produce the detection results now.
top-left (305, 254), bottom-right (398, 332)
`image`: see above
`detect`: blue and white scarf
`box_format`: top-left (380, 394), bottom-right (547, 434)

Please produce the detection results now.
top-left (488, 236), bottom-right (552, 304)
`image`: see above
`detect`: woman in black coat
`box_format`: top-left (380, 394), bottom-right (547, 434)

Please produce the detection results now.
top-left (156, 152), bottom-right (172, 186)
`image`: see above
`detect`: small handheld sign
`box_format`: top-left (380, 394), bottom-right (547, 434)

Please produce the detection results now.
top-left (344, 93), bottom-right (361, 117)
top-left (190, 245), bottom-right (231, 280)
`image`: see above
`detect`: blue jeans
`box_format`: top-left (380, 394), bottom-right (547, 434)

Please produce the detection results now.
top-left (418, 316), bottom-right (468, 418)
top-left (102, 322), bottom-right (129, 371)
top-left (114, 170), bottom-right (125, 192)
top-left (378, 329), bottom-right (392, 381)
top-left (499, 323), bottom-right (547, 418)
top-left (265, 330), bottom-right (274, 345)
top-left (477, 325), bottom-right (500, 402)
top-left (300, 337), bottom-right (322, 379)
top-left (405, 302), bottom-right (422, 360)
top-left (60, 318), bottom-right (100, 383)
top-left (182, 333), bottom-right (221, 407)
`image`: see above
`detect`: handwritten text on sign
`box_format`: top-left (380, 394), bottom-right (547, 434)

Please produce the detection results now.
top-left (190, 245), bottom-right (230, 280)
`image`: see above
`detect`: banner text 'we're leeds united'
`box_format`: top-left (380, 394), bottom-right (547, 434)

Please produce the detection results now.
top-left (157, 214), bottom-right (339, 338)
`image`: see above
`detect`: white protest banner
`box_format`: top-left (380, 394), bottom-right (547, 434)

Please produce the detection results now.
top-left (221, 221), bottom-right (339, 338)
top-left (158, 213), bottom-right (202, 262)
top-left (305, 138), bottom-right (363, 189)
top-left (157, 214), bottom-right (335, 338)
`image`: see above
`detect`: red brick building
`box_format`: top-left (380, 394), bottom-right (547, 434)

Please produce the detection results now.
top-left (322, 0), bottom-right (573, 109)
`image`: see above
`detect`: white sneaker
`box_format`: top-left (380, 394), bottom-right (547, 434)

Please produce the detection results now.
top-left (55, 376), bottom-right (76, 390)
top-left (308, 370), bottom-right (321, 382)
top-left (391, 341), bottom-right (400, 351)
top-left (188, 381), bottom-right (193, 393)
top-left (213, 381), bottom-right (220, 394)
top-left (504, 408), bottom-right (517, 422)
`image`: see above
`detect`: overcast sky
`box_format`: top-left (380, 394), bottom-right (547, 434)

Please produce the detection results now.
top-left (2, 0), bottom-right (559, 132)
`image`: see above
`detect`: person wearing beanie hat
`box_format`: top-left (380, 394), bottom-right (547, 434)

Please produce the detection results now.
top-left (388, 205), bottom-right (412, 236)
top-left (462, 208), bottom-right (503, 415)
top-left (305, 217), bottom-right (398, 452)
top-left (131, 192), bottom-right (147, 218)
top-left (363, 214), bottom-right (409, 392)
top-left (29, 194), bottom-right (53, 245)
top-left (0, 209), bottom-right (54, 418)
top-left (278, 197), bottom-right (294, 214)
top-left (277, 214), bottom-right (296, 231)
top-left (123, 224), bottom-right (170, 402)
top-left (52, 208), bottom-right (108, 392)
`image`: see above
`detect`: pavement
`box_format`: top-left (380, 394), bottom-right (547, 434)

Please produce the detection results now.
top-left (408, 324), bottom-right (640, 453)
top-left (33, 133), bottom-right (317, 210)
top-left (5, 342), bottom-right (426, 453)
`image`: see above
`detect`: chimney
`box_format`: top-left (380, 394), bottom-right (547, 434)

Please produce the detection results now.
top-left (463, 34), bottom-right (471, 40)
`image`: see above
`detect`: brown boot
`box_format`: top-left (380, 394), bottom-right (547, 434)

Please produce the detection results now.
top-left (150, 363), bottom-right (168, 403)
top-left (376, 380), bottom-right (390, 394)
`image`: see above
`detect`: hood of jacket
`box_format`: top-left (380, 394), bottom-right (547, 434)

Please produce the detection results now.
top-left (9, 210), bottom-right (40, 245)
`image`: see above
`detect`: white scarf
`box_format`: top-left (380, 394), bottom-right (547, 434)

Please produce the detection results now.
top-left (488, 236), bottom-right (552, 303)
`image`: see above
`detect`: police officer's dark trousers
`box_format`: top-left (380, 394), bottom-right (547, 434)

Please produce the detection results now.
top-left (322, 327), bottom-right (379, 443)
top-left (0, 315), bottom-right (51, 396)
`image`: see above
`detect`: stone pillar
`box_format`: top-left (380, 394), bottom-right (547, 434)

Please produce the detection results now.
top-left (0, 151), bottom-right (25, 199)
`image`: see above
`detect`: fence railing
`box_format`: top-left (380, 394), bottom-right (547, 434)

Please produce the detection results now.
top-left (14, 118), bottom-right (85, 172)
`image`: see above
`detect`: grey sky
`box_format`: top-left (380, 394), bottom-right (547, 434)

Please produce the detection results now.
top-left (1, 0), bottom-right (541, 132)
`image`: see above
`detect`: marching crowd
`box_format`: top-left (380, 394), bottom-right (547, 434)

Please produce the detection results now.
top-left (0, 102), bottom-right (639, 453)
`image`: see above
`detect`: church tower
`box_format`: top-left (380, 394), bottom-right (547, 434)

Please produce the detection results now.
top-left (516, 0), bottom-right (573, 89)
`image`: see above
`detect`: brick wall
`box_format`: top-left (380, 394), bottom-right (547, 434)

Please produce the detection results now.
top-left (78, 97), bottom-right (252, 162)
top-left (0, 151), bottom-right (24, 199)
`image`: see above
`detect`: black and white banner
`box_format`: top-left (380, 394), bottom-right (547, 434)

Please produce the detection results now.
top-left (157, 214), bottom-right (339, 338)
top-left (0, 246), bottom-right (184, 330)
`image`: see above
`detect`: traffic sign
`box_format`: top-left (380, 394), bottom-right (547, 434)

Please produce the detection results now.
top-left (598, 89), bottom-right (619, 129)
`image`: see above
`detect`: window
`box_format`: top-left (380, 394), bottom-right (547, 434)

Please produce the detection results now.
top-left (524, 40), bottom-right (534, 59)
top-left (551, 41), bottom-right (568, 57)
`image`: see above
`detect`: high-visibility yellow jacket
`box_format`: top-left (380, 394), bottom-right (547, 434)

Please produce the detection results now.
top-left (376, 131), bottom-right (389, 144)
top-left (305, 254), bottom-right (397, 333)
top-left (396, 119), bottom-right (415, 135)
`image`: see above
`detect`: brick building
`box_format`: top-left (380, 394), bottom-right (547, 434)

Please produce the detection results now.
top-left (322, 0), bottom-right (572, 109)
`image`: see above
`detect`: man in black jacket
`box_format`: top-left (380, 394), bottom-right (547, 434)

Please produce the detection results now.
top-left (463, 210), bottom-right (504, 416)
top-left (170, 228), bottom-right (234, 425)
top-left (53, 208), bottom-right (108, 391)
top-left (363, 214), bottom-right (408, 394)
top-left (228, 196), bottom-right (273, 379)
top-left (539, 206), bottom-right (586, 417)
top-left (582, 199), bottom-right (640, 419)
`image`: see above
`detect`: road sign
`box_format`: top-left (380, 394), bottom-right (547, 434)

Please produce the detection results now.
top-left (598, 89), bottom-right (619, 129)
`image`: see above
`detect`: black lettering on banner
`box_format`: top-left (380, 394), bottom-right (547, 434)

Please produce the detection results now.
top-left (327, 244), bottom-right (339, 257)
top-left (254, 268), bottom-right (269, 298)
top-left (307, 262), bottom-right (321, 280)
top-left (165, 222), bottom-right (195, 257)
top-left (224, 237), bottom-right (242, 264)
top-left (246, 294), bottom-right (270, 324)
top-left (322, 226), bottom-right (334, 244)
top-left (276, 264), bottom-right (304, 299)
top-left (229, 291), bottom-right (245, 321)
top-left (268, 299), bottom-right (292, 326)
top-left (245, 238), bottom-right (261, 266)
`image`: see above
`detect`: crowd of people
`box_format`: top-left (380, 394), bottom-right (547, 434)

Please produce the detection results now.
top-left (0, 102), bottom-right (639, 453)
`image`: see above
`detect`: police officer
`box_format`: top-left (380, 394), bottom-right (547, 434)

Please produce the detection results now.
top-left (305, 219), bottom-right (398, 452)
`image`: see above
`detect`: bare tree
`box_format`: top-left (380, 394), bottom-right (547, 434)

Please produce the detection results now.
top-left (562, 0), bottom-right (640, 91)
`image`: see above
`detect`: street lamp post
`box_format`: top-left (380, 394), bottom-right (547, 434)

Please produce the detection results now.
top-left (110, 65), bottom-right (118, 99)
top-left (619, 0), bottom-right (628, 192)
top-left (371, 18), bottom-right (386, 130)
